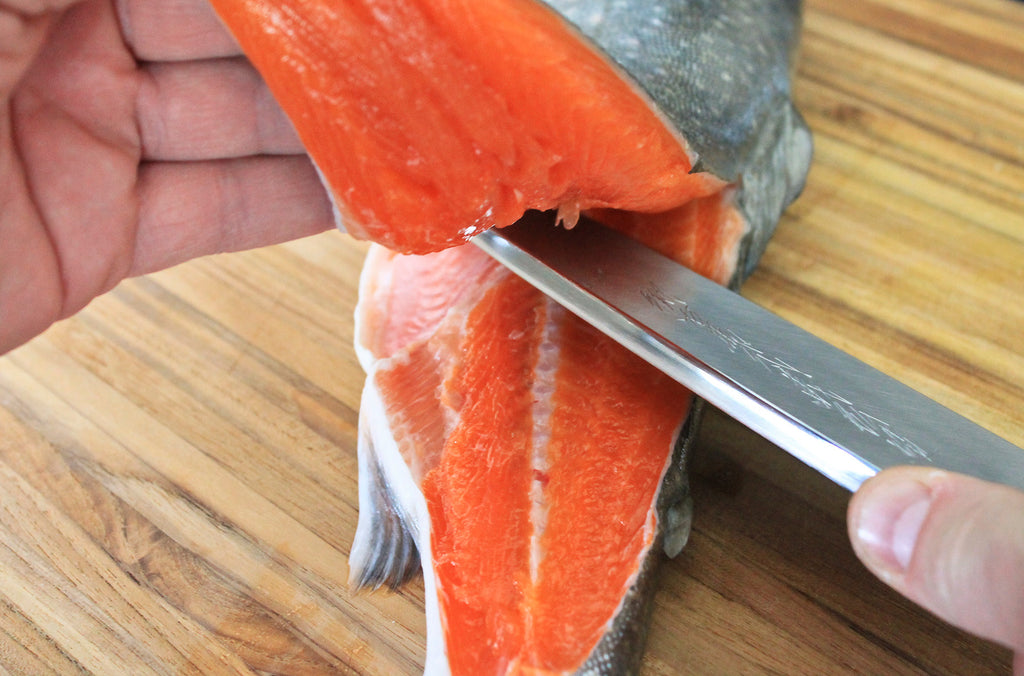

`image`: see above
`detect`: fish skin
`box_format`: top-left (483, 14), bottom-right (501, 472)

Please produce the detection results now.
top-left (546, 0), bottom-right (812, 283)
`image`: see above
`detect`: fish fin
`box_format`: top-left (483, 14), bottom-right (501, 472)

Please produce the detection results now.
top-left (349, 384), bottom-right (421, 591)
top-left (660, 399), bottom-right (703, 558)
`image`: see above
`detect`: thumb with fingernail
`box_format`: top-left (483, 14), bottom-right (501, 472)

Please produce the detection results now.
top-left (849, 467), bottom-right (1024, 674)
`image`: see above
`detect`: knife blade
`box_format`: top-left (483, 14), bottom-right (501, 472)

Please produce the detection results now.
top-left (473, 211), bottom-right (1024, 492)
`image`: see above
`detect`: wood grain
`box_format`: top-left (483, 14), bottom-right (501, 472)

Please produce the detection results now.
top-left (1, 0), bottom-right (1022, 673)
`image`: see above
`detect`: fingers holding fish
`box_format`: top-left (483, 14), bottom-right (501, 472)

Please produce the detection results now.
top-left (115, 0), bottom-right (240, 62)
top-left (4, 0), bottom-right (240, 73)
top-left (128, 155), bottom-right (333, 277)
top-left (136, 57), bottom-right (303, 161)
top-left (0, 0), bottom-right (334, 354)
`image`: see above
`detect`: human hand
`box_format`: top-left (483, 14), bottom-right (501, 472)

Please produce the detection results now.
top-left (1, 0), bottom-right (334, 354)
top-left (849, 466), bottom-right (1024, 673)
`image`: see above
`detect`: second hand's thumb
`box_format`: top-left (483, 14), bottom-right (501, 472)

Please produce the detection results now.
top-left (849, 466), bottom-right (1024, 658)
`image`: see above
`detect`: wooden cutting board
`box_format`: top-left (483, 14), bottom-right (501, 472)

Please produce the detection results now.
top-left (1, 0), bottom-right (1022, 673)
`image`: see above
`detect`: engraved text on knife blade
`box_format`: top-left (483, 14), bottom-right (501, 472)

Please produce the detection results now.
top-left (640, 282), bottom-right (930, 460)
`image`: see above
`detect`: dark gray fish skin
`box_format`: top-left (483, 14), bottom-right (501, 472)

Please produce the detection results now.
top-left (545, 0), bottom-right (812, 283)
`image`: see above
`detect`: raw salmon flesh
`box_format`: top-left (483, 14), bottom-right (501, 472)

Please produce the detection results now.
top-left (209, 0), bottom-right (813, 673)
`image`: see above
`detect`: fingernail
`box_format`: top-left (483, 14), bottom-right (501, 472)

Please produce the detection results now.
top-left (853, 475), bottom-right (936, 577)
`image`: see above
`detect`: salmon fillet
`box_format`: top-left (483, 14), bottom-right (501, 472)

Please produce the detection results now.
top-left (354, 241), bottom-right (699, 673)
top-left (209, 0), bottom-right (813, 673)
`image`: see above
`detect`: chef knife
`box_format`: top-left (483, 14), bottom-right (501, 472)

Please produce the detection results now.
top-left (473, 211), bottom-right (1024, 492)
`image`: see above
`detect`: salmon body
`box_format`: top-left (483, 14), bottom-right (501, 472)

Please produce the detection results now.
top-left (210, 0), bottom-right (812, 673)
top-left (353, 242), bottom-right (698, 673)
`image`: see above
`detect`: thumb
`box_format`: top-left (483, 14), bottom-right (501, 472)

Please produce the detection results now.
top-left (849, 466), bottom-right (1024, 654)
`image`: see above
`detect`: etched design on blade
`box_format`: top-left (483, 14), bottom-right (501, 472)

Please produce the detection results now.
top-left (641, 282), bottom-right (931, 460)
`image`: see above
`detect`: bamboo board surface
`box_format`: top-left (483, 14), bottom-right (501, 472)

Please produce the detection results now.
top-left (1, 0), bottom-right (1023, 673)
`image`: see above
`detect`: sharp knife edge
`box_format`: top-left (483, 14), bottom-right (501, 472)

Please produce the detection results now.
top-left (473, 212), bottom-right (1024, 492)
